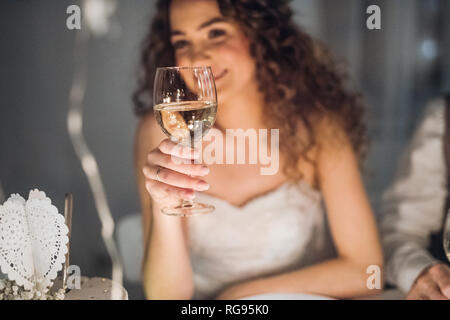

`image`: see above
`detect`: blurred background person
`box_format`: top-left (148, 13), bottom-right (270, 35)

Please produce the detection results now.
top-left (381, 95), bottom-right (450, 300)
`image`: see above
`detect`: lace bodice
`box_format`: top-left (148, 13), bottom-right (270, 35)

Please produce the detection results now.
top-left (187, 181), bottom-right (336, 299)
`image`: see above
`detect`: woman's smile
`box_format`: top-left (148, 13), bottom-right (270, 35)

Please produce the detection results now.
top-left (213, 69), bottom-right (228, 81)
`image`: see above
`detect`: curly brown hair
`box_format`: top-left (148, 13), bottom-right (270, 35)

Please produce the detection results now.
top-left (133, 0), bottom-right (367, 185)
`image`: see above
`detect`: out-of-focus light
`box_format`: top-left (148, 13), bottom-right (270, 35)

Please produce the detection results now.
top-left (84, 0), bottom-right (117, 37)
top-left (420, 39), bottom-right (438, 60)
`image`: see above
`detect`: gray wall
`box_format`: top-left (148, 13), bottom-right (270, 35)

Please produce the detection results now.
top-left (0, 0), bottom-right (151, 280)
top-left (0, 0), bottom-right (448, 299)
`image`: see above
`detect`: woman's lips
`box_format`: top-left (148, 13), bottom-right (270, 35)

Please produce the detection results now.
top-left (214, 69), bottom-right (228, 81)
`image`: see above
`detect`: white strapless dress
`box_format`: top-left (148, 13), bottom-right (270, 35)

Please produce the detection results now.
top-left (187, 181), bottom-right (337, 300)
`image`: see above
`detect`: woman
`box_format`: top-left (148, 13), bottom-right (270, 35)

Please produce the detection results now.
top-left (133, 0), bottom-right (383, 300)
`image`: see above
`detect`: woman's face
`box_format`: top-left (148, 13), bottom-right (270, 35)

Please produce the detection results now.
top-left (169, 0), bottom-right (256, 104)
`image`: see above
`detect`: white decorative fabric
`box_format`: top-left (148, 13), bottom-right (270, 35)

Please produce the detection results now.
top-left (381, 98), bottom-right (446, 293)
top-left (0, 189), bottom-right (69, 290)
top-left (188, 181), bottom-right (336, 299)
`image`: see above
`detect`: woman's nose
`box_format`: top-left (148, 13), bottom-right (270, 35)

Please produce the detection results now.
top-left (188, 45), bottom-right (212, 67)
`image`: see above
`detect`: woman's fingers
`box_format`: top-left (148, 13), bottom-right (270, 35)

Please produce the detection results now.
top-left (145, 179), bottom-right (195, 203)
top-left (143, 165), bottom-right (209, 191)
top-left (157, 139), bottom-right (199, 160)
top-left (148, 151), bottom-right (209, 177)
top-left (143, 139), bottom-right (210, 205)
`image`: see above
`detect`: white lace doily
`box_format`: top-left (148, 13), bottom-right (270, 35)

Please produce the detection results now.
top-left (0, 189), bottom-right (69, 290)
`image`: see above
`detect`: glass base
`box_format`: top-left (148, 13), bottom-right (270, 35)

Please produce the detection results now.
top-left (161, 201), bottom-right (215, 217)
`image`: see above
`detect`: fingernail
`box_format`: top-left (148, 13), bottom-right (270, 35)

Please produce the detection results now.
top-left (142, 167), bottom-right (149, 175)
top-left (183, 190), bottom-right (196, 199)
top-left (196, 181), bottom-right (210, 190)
top-left (201, 166), bottom-right (210, 174)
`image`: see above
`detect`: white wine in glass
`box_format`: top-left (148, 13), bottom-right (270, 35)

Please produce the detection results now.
top-left (153, 66), bottom-right (217, 216)
top-left (154, 101), bottom-right (217, 146)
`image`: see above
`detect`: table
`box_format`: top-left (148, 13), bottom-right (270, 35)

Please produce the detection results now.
top-left (62, 276), bottom-right (128, 300)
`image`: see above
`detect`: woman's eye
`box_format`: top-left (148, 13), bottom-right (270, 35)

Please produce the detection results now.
top-left (208, 29), bottom-right (226, 39)
top-left (173, 40), bottom-right (189, 50)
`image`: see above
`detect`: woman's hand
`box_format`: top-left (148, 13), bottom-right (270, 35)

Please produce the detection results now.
top-left (142, 138), bottom-right (210, 209)
top-left (406, 263), bottom-right (450, 300)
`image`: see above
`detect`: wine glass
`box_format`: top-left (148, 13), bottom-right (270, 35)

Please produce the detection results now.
top-left (153, 66), bottom-right (217, 216)
top-left (444, 208), bottom-right (450, 262)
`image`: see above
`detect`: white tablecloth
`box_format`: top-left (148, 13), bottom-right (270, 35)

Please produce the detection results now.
top-left (63, 277), bottom-right (128, 300)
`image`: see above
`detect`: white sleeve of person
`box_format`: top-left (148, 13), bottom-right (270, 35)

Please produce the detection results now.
top-left (380, 98), bottom-right (447, 293)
